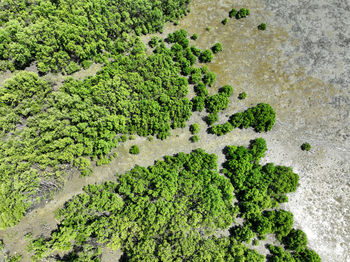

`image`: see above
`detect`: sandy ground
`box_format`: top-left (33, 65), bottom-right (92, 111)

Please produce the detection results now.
top-left (0, 0), bottom-right (349, 261)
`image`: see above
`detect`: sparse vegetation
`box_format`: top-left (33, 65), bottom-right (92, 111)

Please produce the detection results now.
top-left (211, 43), bottom-right (223, 54)
top-left (301, 142), bottom-right (311, 151)
top-left (129, 145), bottom-right (140, 155)
top-left (190, 123), bottom-right (200, 134)
top-left (258, 23), bottom-right (267, 30)
top-left (239, 92), bottom-right (247, 100)
top-left (190, 135), bottom-right (199, 142)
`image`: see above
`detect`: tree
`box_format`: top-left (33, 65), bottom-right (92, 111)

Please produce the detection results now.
top-left (199, 50), bottom-right (214, 63)
top-left (211, 43), bottom-right (223, 54)
top-left (190, 123), bottom-right (200, 134)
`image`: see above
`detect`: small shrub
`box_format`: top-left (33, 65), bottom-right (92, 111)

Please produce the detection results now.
top-left (190, 123), bottom-right (200, 134)
top-left (211, 43), bottom-right (223, 54)
top-left (190, 135), bottom-right (199, 142)
top-left (206, 112), bottom-right (219, 125)
top-left (222, 18), bottom-right (228, 25)
top-left (129, 145), bottom-right (140, 155)
top-left (191, 34), bottom-right (198, 40)
top-left (238, 92), bottom-right (247, 100)
top-left (206, 26), bottom-right (211, 31)
top-left (258, 23), bottom-right (267, 30)
top-left (252, 239), bottom-right (259, 246)
top-left (301, 143), bottom-right (311, 151)
top-left (229, 8), bottom-right (237, 18)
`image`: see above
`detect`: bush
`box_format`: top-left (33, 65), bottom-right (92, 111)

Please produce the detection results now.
top-left (238, 92), bottom-right (247, 100)
top-left (219, 85), bottom-right (233, 97)
top-left (301, 143), bottom-right (311, 151)
top-left (191, 34), bottom-right (198, 40)
top-left (222, 18), bottom-right (228, 25)
top-left (199, 50), bottom-right (214, 63)
top-left (211, 43), bottom-right (223, 54)
top-left (190, 123), bottom-right (200, 134)
top-left (282, 229), bottom-right (307, 252)
top-left (194, 82), bottom-right (209, 97)
top-left (236, 8), bottom-right (250, 19)
top-left (148, 36), bottom-right (159, 48)
top-left (190, 46), bottom-right (201, 56)
top-left (229, 9), bottom-right (237, 18)
top-left (258, 23), bottom-right (267, 30)
top-left (190, 135), bottom-right (199, 142)
top-left (206, 112), bottom-right (219, 125)
top-left (129, 145), bottom-right (140, 155)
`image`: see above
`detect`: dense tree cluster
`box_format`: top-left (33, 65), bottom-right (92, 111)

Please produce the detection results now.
top-left (223, 139), bottom-right (320, 261)
top-left (0, 28), bottom-right (229, 229)
top-left (28, 150), bottom-right (237, 261)
top-left (210, 103), bottom-right (276, 135)
top-left (27, 140), bottom-right (320, 261)
top-left (0, 0), bottom-right (191, 74)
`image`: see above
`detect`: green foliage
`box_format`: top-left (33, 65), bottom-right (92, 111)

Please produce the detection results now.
top-left (0, 0), bottom-right (191, 73)
top-left (294, 248), bottom-right (321, 262)
top-left (301, 143), bottom-right (311, 151)
top-left (0, 31), bottom-right (226, 228)
top-left (202, 66), bottom-right (217, 86)
top-left (129, 145), bottom-right (140, 155)
top-left (229, 9), bottom-right (237, 18)
top-left (148, 36), bottom-right (159, 48)
top-left (190, 135), bottom-right (199, 142)
top-left (236, 8), bottom-right (250, 19)
top-left (222, 18), bottom-right (228, 25)
top-left (282, 229), bottom-right (308, 252)
top-left (219, 85), bottom-right (234, 96)
top-left (29, 150), bottom-right (235, 261)
top-left (194, 82), bottom-right (209, 97)
top-left (205, 93), bottom-right (230, 113)
top-left (211, 103), bottom-right (276, 135)
top-left (239, 92), bottom-right (247, 100)
top-left (0, 239), bottom-right (4, 251)
top-left (223, 139), bottom-right (298, 236)
top-left (211, 43), bottom-right (223, 54)
top-left (190, 123), bottom-right (200, 134)
top-left (5, 254), bottom-right (22, 262)
top-left (205, 112), bottom-right (219, 125)
top-left (191, 34), bottom-right (198, 40)
top-left (258, 23), bottom-right (267, 30)
top-left (199, 50), bottom-right (214, 63)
